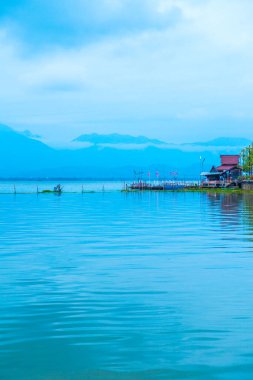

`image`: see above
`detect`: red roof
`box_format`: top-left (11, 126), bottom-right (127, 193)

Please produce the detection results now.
top-left (216, 165), bottom-right (238, 171)
top-left (220, 155), bottom-right (240, 165)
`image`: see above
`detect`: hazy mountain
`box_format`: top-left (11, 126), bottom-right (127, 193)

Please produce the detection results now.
top-left (0, 124), bottom-right (56, 177)
top-left (187, 137), bottom-right (251, 147)
top-left (21, 130), bottom-right (42, 140)
top-left (0, 125), bottom-right (249, 179)
top-left (73, 133), bottom-right (166, 145)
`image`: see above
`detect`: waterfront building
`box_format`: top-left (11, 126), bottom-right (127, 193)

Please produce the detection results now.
top-left (201, 155), bottom-right (242, 187)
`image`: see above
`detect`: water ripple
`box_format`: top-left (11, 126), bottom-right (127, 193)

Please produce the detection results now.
top-left (1, 191), bottom-right (253, 379)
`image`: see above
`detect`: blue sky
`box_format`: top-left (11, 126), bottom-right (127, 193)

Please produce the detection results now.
top-left (0, 0), bottom-right (253, 144)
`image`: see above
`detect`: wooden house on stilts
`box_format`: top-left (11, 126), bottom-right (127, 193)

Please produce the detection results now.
top-left (201, 155), bottom-right (242, 188)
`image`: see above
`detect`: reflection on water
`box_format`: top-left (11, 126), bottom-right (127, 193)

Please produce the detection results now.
top-left (1, 191), bottom-right (253, 380)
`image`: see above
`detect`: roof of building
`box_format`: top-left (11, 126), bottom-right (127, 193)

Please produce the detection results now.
top-left (201, 171), bottom-right (221, 176)
top-left (210, 165), bottom-right (217, 173)
top-left (216, 164), bottom-right (239, 172)
top-left (220, 155), bottom-right (240, 165)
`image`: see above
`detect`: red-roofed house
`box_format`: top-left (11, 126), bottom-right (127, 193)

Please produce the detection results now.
top-left (201, 154), bottom-right (242, 187)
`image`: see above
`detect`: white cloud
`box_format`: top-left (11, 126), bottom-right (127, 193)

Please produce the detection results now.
top-left (1, 0), bottom-right (253, 143)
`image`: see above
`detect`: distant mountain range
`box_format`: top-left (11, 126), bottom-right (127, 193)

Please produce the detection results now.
top-left (73, 133), bottom-right (166, 145)
top-left (186, 137), bottom-right (251, 147)
top-left (0, 124), bottom-right (250, 179)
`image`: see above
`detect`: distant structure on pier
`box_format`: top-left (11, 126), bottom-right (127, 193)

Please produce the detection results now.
top-left (201, 155), bottom-right (242, 188)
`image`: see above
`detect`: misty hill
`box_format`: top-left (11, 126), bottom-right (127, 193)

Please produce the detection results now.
top-left (73, 133), bottom-right (166, 145)
top-left (187, 137), bottom-right (251, 147)
top-left (0, 124), bottom-right (62, 178)
top-left (0, 125), bottom-right (249, 179)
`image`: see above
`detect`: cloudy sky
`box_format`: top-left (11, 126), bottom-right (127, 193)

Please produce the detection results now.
top-left (1, 0), bottom-right (253, 144)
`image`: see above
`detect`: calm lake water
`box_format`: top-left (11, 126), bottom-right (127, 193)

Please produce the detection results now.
top-left (1, 187), bottom-right (253, 379)
top-left (0, 180), bottom-right (123, 194)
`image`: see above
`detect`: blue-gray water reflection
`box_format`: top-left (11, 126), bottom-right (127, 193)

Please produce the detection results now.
top-left (1, 191), bottom-right (253, 379)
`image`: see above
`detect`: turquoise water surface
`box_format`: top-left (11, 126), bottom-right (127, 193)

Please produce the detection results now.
top-left (1, 189), bottom-right (253, 379)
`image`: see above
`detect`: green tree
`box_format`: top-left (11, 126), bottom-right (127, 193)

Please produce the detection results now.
top-left (241, 144), bottom-right (253, 176)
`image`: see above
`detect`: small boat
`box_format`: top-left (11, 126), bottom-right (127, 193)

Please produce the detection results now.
top-left (163, 183), bottom-right (185, 190)
top-left (150, 185), bottom-right (164, 190)
top-left (54, 184), bottom-right (63, 193)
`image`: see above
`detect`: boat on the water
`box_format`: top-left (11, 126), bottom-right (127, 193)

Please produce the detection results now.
top-left (163, 183), bottom-right (185, 190)
top-left (54, 184), bottom-right (63, 193)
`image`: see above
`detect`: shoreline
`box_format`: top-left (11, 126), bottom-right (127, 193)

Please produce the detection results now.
top-left (121, 187), bottom-right (253, 194)
top-left (1, 188), bottom-right (253, 195)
